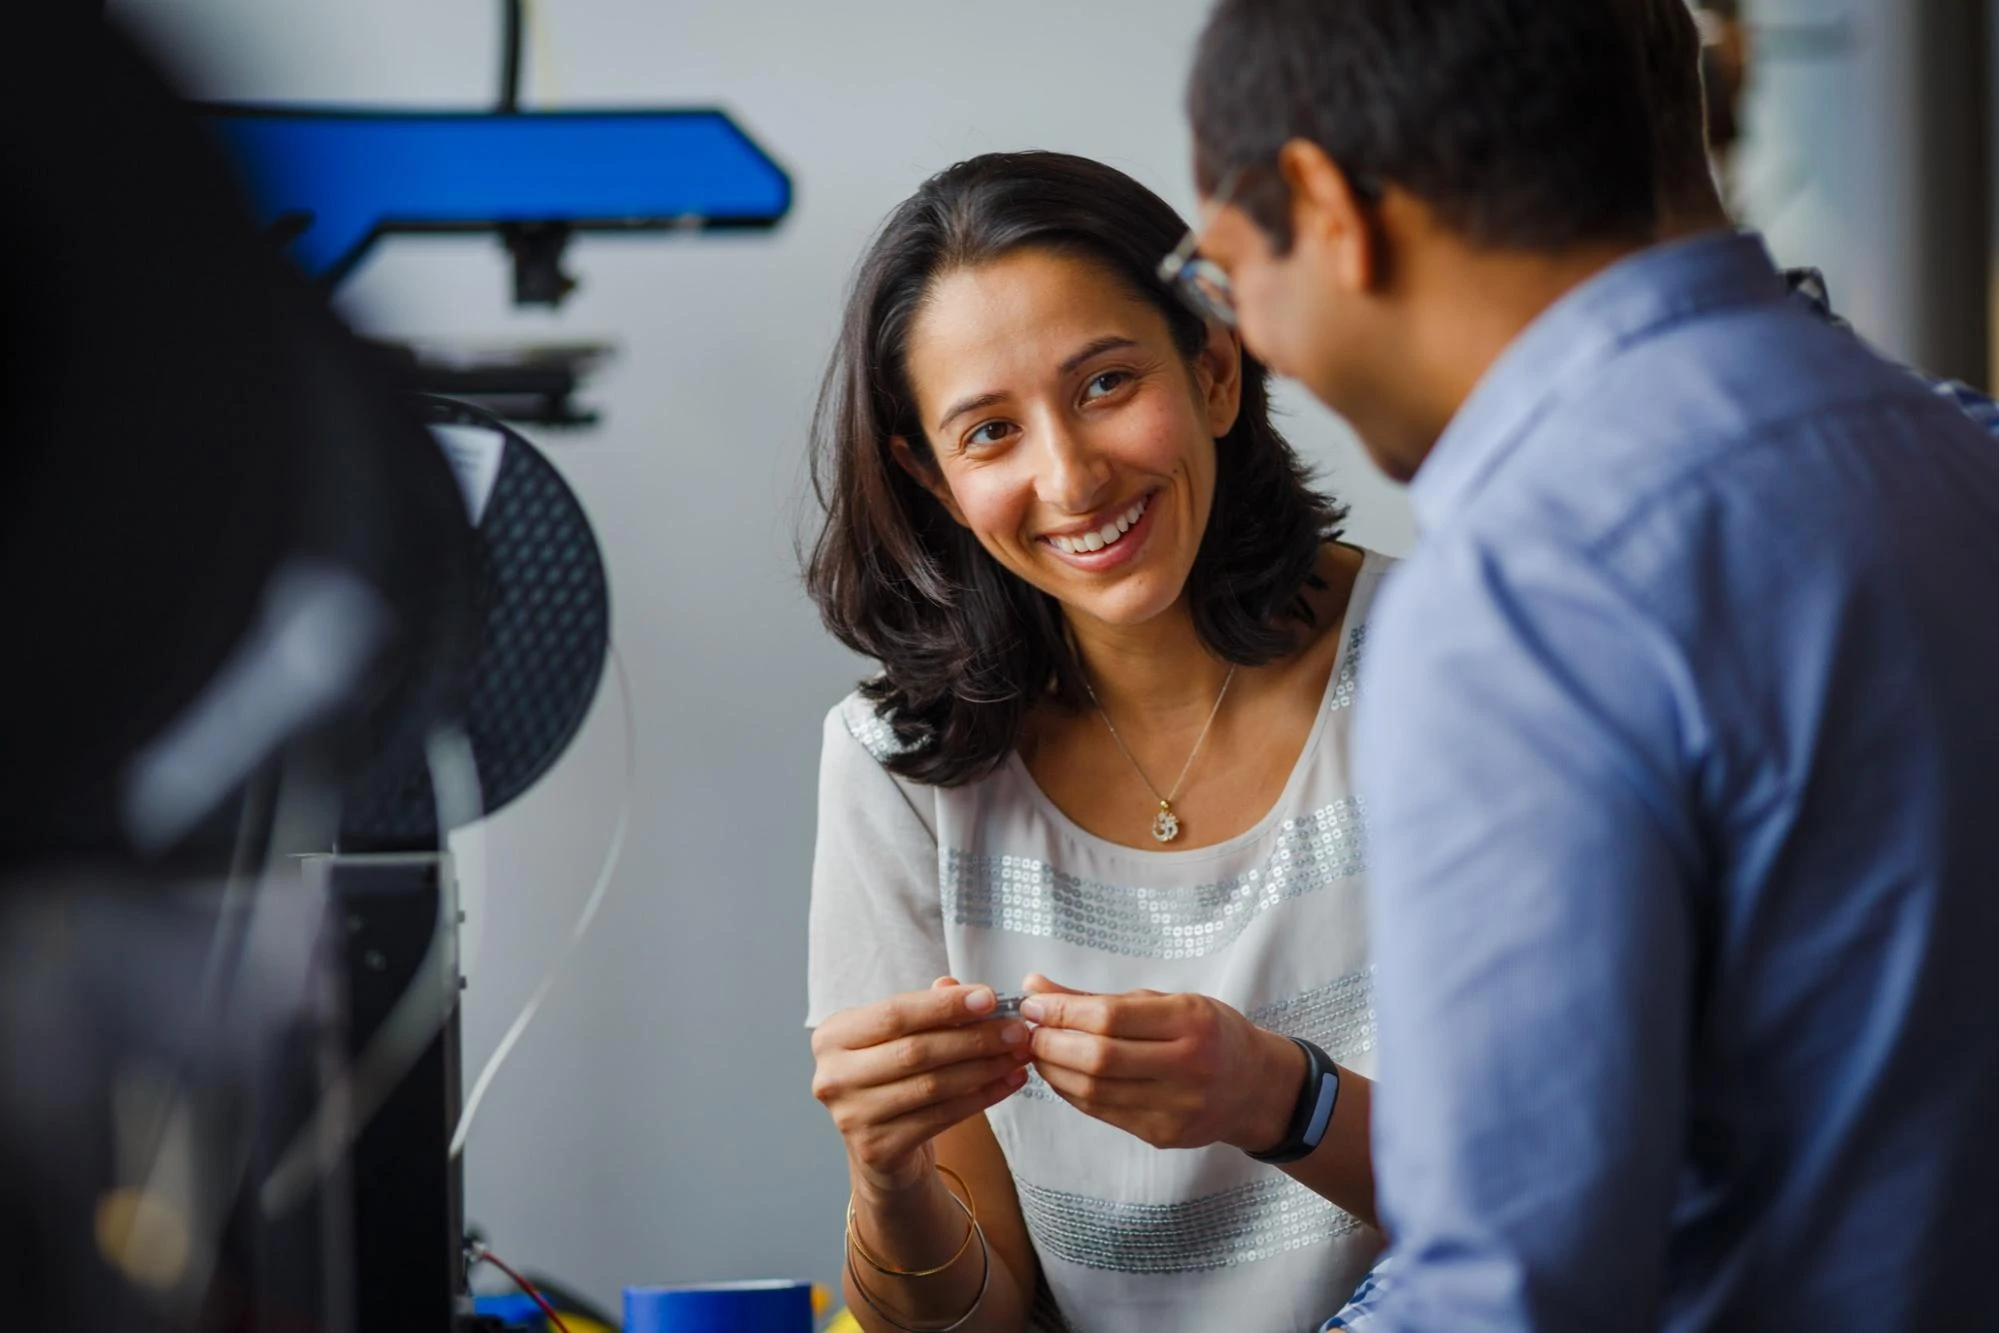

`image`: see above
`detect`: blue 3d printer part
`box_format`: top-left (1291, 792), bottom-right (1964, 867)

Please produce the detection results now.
top-left (200, 106), bottom-right (793, 287)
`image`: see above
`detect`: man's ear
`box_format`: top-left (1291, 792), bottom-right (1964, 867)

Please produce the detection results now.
top-left (1277, 137), bottom-right (1381, 295)
top-left (888, 435), bottom-right (968, 527)
top-left (1192, 322), bottom-right (1245, 438)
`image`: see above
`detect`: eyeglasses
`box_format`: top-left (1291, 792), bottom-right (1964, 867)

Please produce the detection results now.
top-left (1156, 164), bottom-right (1382, 329)
top-left (1156, 169), bottom-right (1245, 328)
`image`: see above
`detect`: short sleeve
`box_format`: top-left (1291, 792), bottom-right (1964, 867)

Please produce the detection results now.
top-left (805, 695), bottom-right (949, 1027)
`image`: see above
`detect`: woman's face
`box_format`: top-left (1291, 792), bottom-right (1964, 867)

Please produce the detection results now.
top-left (899, 248), bottom-right (1242, 631)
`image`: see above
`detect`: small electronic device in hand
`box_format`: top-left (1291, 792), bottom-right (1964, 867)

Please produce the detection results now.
top-left (990, 992), bottom-right (1029, 1020)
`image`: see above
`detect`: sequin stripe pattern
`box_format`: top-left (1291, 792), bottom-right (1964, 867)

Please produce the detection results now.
top-left (1013, 969), bottom-right (1377, 1103)
top-left (1330, 622), bottom-right (1367, 712)
top-left (1015, 1174), bottom-right (1365, 1274)
top-left (1015, 1066), bottom-right (1062, 1102)
top-left (840, 691), bottom-right (912, 763)
top-left (940, 797), bottom-right (1367, 960)
top-left (1251, 967), bottom-right (1379, 1063)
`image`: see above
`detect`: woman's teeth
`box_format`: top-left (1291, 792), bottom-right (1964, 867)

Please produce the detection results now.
top-left (1050, 495), bottom-right (1149, 556)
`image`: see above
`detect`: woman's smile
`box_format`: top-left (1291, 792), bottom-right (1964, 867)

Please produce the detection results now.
top-left (1039, 489), bottom-right (1159, 571)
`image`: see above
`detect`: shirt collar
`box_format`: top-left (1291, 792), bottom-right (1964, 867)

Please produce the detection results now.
top-left (1408, 230), bottom-right (1788, 532)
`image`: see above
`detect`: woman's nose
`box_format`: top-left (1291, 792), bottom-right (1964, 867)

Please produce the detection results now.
top-left (1035, 420), bottom-right (1112, 514)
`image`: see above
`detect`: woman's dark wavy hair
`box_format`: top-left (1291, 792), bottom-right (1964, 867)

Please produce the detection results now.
top-left (806, 150), bottom-right (1345, 787)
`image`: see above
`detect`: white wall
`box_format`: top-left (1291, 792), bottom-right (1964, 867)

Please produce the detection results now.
top-left (113, 0), bottom-right (1412, 1309)
top-left (1735, 0), bottom-right (1990, 384)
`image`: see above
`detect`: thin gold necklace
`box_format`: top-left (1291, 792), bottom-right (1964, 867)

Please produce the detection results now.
top-left (1082, 665), bottom-right (1238, 844)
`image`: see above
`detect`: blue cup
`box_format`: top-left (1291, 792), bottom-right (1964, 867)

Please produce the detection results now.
top-left (623, 1280), bottom-right (814, 1333)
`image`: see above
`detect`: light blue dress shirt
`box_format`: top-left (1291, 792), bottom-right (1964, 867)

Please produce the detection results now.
top-left (1351, 231), bottom-right (1999, 1331)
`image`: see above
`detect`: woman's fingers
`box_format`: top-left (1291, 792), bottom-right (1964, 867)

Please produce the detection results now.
top-left (846, 1067), bottom-right (1032, 1171)
top-left (1031, 1058), bottom-right (1215, 1150)
top-left (1019, 986), bottom-right (1199, 1040)
top-left (1028, 1024), bottom-right (1197, 1080)
top-left (813, 984), bottom-right (1032, 1183)
top-left (1014, 989), bottom-right (1278, 1150)
top-left (1031, 1060), bottom-right (1196, 1128)
top-left (848, 1050), bottom-right (1033, 1124)
top-left (812, 983), bottom-right (998, 1058)
top-left (1032, 1058), bottom-right (1151, 1105)
top-left (862, 1019), bottom-right (1031, 1082)
top-left (814, 1016), bottom-right (1031, 1104)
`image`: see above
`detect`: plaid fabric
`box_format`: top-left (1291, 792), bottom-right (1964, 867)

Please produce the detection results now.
top-left (1320, 1258), bottom-right (1393, 1330)
top-left (1934, 375), bottom-right (1999, 437)
top-left (1785, 266), bottom-right (1999, 441)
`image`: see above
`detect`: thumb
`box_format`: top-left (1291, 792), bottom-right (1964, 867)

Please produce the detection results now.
top-left (932, 976), bottom-right (961, 989)
top-left (1021, 973), bottom-right (1090, 997)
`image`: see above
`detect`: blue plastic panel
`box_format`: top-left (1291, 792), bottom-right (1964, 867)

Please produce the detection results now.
top-left (201, 107), bottom-right (793, 282)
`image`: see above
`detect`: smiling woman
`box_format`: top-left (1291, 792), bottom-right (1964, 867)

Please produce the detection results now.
top-left (801, 152), bottom-right (1394, 1333)
top-left (808, 152), bottom-right (1343, 788)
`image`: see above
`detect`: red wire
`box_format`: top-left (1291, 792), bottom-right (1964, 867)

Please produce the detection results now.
top-left (473, 1244), bottom-right (574, 1333)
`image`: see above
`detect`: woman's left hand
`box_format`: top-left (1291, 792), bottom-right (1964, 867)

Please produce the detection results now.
top-left (1018, 974), bottom-right (1305, 1152)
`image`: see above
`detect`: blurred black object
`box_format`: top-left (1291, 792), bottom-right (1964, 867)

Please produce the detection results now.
top-left (0, 11), bottom-right (620, 1330)
top-left (370, 341), bottom-right (615, 429)
top-left (502, 221), bottom-right (581, 308)
top-left (0, 874), bottom-right (348, 1333)
top-left (0, 10), bottom-right (481, 1332)
top-left (0, 9), bottom-right (478, 873)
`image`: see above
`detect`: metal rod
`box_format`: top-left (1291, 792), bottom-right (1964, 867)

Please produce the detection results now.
top-left (499, 0), bottom-right (523, 112)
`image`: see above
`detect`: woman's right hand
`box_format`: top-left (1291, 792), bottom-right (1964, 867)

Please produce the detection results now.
top-left (811, 977), bottom-right (1034, 1194)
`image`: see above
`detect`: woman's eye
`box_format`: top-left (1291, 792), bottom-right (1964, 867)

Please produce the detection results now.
top-left (1084, 370), bottom-right (1130, 400)
top-left (966, 420), bottom-right (1012, 448)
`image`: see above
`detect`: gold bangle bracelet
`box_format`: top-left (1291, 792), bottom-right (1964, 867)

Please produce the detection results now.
top-left (846, 1164), bottom-right (978, 1279)
top-left (847, 1209), bottom-right (991, 1333)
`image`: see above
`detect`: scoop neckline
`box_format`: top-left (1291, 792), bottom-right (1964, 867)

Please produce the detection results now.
top-left (1002, 548), bottom-right (1381, 865)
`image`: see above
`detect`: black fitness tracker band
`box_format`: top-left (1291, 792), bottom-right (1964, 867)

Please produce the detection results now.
top-left (1246, 1037), bottom-right (1341, 1164)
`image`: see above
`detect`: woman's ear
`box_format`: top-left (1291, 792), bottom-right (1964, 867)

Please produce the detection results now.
top-left (1194, 322), bottom-right (1245, 438)
top-left (889, 435), bottom-right (968, 527)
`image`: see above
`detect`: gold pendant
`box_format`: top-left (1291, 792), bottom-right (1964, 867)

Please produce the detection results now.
top-left (1151, 801), bottom-right (1181, 844)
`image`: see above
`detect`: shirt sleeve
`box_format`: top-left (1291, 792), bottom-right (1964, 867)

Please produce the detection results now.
top-left (805, 698), bottom-right (949, 1028)
top-left (1352, 535), bottom-right (1705, 1332)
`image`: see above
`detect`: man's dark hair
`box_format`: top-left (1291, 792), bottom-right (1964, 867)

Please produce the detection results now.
top-left (806, 151), bottom-right (1345, 787)
top-left (1630, 0), bottom-right (1725, 220)
top-left (1188, 0), bottom-right (1659, 252)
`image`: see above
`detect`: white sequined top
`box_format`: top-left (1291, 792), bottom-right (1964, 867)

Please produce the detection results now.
top-left (807, 550), bottom-right (1392, 1333)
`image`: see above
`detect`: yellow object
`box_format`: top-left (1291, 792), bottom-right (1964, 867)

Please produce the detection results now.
top-left (824, 1309), bottom-right (864, 1333)
top-left (813, 1284), bottom-right (834, 1317)
top-left (94, 1188), bottom-right (192, 1291)
top-left (559, 1318), bottom-right (614, 1333)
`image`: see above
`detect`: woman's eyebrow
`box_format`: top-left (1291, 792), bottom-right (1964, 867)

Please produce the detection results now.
top-left (936, 390), bottom-right (1009, 434)
top-left (1059, 335), bottom-right (1140, 375)
top-left (934, 336), bottom-right (1142, 433)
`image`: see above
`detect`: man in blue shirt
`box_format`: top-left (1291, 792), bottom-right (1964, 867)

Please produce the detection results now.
top-left (1181, 1), bottom-right (1999, 1327)
top-left (1320, 4), bottom-right (1999, 1326)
